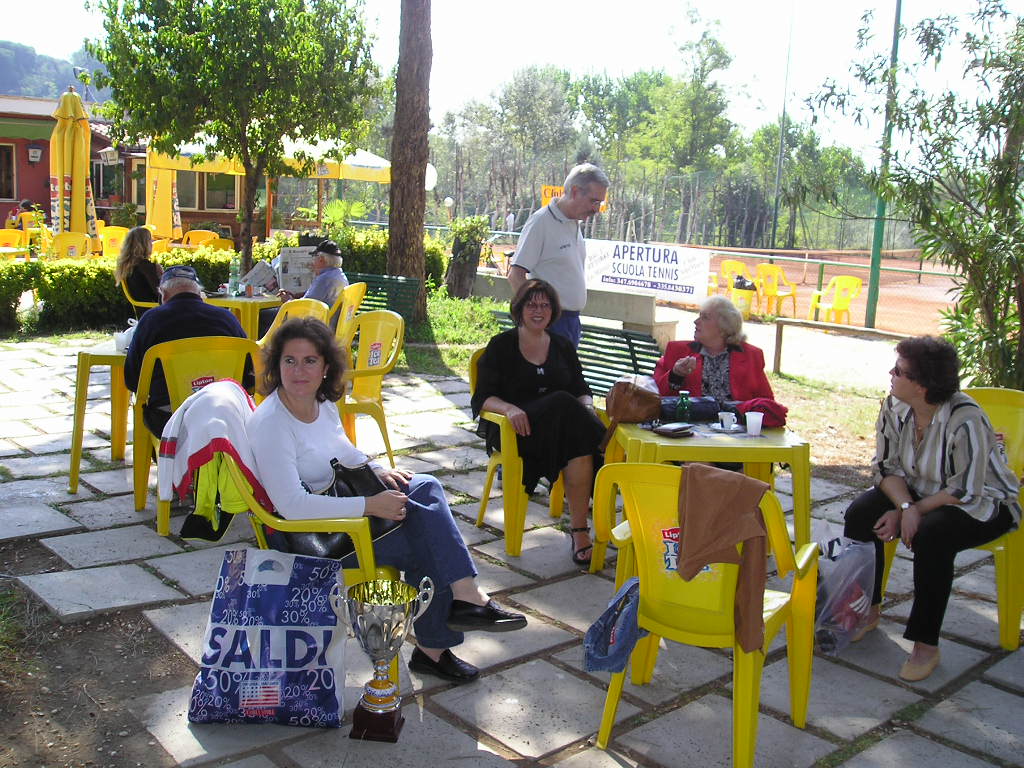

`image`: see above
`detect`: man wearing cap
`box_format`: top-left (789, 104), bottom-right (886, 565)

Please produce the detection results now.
top-left (508, 164), bottom-right (609, 346)
top-left (124, 265), bottom-right (248, 436)
top-left (277, 239), bottom-right (349, 308)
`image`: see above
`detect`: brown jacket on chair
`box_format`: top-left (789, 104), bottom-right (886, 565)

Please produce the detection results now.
top-left (677, 463), bottom-right (770, 652)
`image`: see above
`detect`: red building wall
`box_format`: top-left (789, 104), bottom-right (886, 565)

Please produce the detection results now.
top-left (3, 136), bottom-right (51, 215)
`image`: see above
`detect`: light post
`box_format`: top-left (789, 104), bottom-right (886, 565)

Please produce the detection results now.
top-left (443, 196), bottom-right (454, 222)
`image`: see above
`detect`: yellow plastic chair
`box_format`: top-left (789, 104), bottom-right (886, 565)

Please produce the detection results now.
top-left (152, 238), bottom-right (170, 254)
top-left (807, 275), bottom-right (862, 324)
top-left (338, 310), bottom-right (404, 468)
top-left (15, 211), bottom-right (36, 231)
top-left (256, 297), bottom-right (330, 349)
top-left (721, 258), bottom-right (759, 317)
top-left (143, 223), bottom-right (157, 235)
top-left (50, 232), bottom-right (93, 259)
top-left (879, 387), bottom-right (1024, 651)
top-left (720, 259), bottom-right (754, 290)
top-left (0, 228), bottom-right (25, 247)
top-left (183, 229), bottom-right (218, 246)
top-left (92, 219), bottom-right (105, 252)
top-left (468, 348), bottom-right (564, 557)
top-left (101, 226), bottom-right (130, 259)
top-left (121, 280), bottom-right (159, 317)
top-left (329, 281), bottom-right (367, 339)
top-left (755, 263), bottom-right (798, 317)
top-left (593, 463), bottom-right (819, 766)
top-left (133, 336), bottom-right (261, 512)
top-left (206, 237), bottom-right (236, 252)
top-left (707, 272), bottom-right (718, 296)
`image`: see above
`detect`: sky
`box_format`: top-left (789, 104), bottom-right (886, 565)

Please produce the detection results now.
top-left (8, 0), bottom-right (1022, 166)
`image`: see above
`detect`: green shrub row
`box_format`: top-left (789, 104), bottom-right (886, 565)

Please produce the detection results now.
top-left (0, 229), bottom-right (449, 332)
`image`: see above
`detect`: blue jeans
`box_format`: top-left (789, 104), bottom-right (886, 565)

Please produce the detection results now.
top-left (548, 310), bottom-right (582, 347)
top-left (343, 474), bottom-right (476, 649)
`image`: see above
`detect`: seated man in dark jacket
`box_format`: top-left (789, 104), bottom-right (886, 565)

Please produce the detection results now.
top-left (124, 265), bottom-right (248, 436)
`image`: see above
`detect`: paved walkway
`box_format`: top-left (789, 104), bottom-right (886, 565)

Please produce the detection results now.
top-left (1, 333), bottom-right (1022, 767)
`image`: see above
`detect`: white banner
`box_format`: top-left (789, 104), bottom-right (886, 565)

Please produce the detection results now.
top-left (585, 240), bottom-right (711, 302)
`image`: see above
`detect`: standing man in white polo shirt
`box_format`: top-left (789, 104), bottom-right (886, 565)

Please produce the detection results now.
top-left (508, 163), bottom-right (609, 346)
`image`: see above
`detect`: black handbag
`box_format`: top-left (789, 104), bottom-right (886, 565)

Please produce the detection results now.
top-left (265, 459), bottom-right (404, 560)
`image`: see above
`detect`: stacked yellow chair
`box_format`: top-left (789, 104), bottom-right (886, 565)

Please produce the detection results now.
top-left (337, 310), bottom-right (404, 468)
top-left (0, 229), bottom-right (25, 248)
top-left (468, 348), bottom-right (564, 556)
top-left (133, 337), bottom-right (261, 517)
top-left (593, 463), bottom-right (818, 767)
top-left (720, 258), bottom-right (758, 318)
top-left (206, 237), bottom-right (236, 252)
top-left (755, 263), bottom-right (798, 317)
top-left (879, 387), bottom-right (1024, 650)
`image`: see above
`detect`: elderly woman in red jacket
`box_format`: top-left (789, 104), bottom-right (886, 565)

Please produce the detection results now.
top-left (654, 295), bottom-right (773, 400)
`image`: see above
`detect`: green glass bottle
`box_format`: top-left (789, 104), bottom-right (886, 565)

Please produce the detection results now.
top-left (676, 390), bottom-right (691, 421)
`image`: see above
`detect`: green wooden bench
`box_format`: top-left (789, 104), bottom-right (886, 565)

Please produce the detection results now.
top-left (348, 272), bottom-right (422, 321)
top-left (494, 312), bottom-right (661, 397)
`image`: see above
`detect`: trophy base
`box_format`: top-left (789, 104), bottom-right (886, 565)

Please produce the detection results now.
top-left (349, 704), bottom-right (405, 743)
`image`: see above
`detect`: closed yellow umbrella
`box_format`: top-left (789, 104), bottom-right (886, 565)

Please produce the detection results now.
top-left (49, 88), bottom-right (98, 239)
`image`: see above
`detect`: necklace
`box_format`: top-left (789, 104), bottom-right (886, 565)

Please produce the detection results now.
top-left (279, 389), bottom-right (317, 423)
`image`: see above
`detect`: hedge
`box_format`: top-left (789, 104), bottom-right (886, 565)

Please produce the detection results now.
top-left (1, 229), bottom-right (449, 332)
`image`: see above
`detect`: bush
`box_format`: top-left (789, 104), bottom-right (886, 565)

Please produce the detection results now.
top-left (323, 226), bottom-right (448, 283)
top-left (35, 258), bottom-right (132, 330)
top-left (0, 261), bottom-right (38, 330)
top-left (157, 247), bottom-right (232, 291)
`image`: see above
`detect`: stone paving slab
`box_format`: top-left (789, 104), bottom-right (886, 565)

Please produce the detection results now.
top-left (59, 494), bottom-right (154, 530)
top-left (135, 686), bottom-right (301, 767)
top-left (11, 430), bottom-right (107, 455)
top-left (432, 658), bottom-right (629, 759)
top-left (442, 469), bottom-right (502, 500)
top-left (1, 476), bottom-right (94, 504)
top-left (19, 564), bottom-right (185, 621)
top-left (41, 525), bottom-right (182, 568)
top-left (0, 419), bottom-right (45, 438)
top-left (146, 546), bottom-right (237, 596)
top-left (953, 563), bottom-right (998, 602)
top-left (79, 466), bottom-right (147, 495)
top-left (0, 452), bottom-right (82, 478)
top-left (475, 497), bottom-right (563, 534)
top-left (429, 378), bottom-right (470, 394)
top-left (391, 453), bottom-right (443, 475)
top-left (514, 574), bottom-right (616, 634)
top-left (616, 692), bottom-right (835, 768)
top-left (145, 601), bottom-right (213, 666)
top-left (835, 619), bottom-right (990, 693)
top-left (915, 680), bottom-right (1024, 763)
top-left (0, 403), bottom-right (60, 421)
top-left (984, 649), bottom-right (1024, 693)
top-left (887, 593), bottom-right (1009, 650)
top-left (414, 445), bottom-right (490, 471)
top-left (841, 730), bottom-right (996, 768)
top-left (220, 756), bottom-right (278, 768)
top-left (0, 438), bottom-right (23, 457)
top-left (759, 655), bottom-right (921, 740)
top-left (470, 556), bottom-right (537, 595)
top-left (0, 502), bottom-right (81, 540)
top-left (775, 474), bottom-right (858, 502)
top-left (447, 504), bottom-right (500, 545)
top-left (554, 639), bottom-right (732, 706)
top-left (551, 746), bottom-right (640, 767)
top-left (476, 526), bottom-right (597, 581)
top-left (281, 699), bottom-right (511, 767)
top-left (392, 415), bottom-right (477, 447)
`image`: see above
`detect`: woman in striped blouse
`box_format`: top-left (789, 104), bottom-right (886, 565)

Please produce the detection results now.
top-left (843, 336), bottom-right (1020, 681)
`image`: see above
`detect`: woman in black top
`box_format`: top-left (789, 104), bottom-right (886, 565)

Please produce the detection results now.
top-left (115, 226), bottom-right (162, 305)
top-left (472, 279), bottom-right (605, 565)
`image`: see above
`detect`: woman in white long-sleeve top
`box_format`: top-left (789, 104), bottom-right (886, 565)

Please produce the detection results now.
top-left (247, 317), bottom-right (526, 685)
top-left (843, 336), bottom-right (1020, 681)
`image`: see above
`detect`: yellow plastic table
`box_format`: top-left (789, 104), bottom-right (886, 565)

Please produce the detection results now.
top-left (0, 246), bottom-right (29, 260)
top-left (206, 294), bottom-right (282, 339)
top-left (69, 341), bottom-right (129, 493)
top-left (610, 422), bottom-right (813, 546)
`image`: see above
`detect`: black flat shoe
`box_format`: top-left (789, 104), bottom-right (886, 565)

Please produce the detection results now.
top-left (446, 599), bottom-right (528, 633)
top-left (408, 647), bottom-right (479, 684)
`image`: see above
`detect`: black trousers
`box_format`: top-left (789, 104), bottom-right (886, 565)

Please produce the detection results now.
top-left (843, 486), bottom-right (1013, 645)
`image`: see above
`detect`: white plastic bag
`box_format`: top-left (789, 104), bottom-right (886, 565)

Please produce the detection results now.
top-left (814, 535), bottom-right (875, 655)
top-left (113, 318), bottom-right (138, 352)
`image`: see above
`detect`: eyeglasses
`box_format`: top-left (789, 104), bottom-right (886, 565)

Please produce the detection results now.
top-left (890, 363), bottom-right (913, 379)
top-left (525, 301), bottom-right (552, 311)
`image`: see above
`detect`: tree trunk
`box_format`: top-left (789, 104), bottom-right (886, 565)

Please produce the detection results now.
top-left (240, 169), bottom-right (260, 272)
top-left (444, 234), bottom-right (481, 298)
top-left (387, 0), bottom-right (432, 321)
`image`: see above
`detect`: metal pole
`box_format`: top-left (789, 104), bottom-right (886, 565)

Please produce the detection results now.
top-left (769, 3), bottom-right (796, 249)
top-left (866, 0), bottom-right (902, 328)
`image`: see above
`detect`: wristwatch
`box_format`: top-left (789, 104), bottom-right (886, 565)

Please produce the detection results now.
top-left (899, 502), bottom-right (912, 512)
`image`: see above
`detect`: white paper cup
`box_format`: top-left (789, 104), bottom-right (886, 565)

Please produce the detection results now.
top-left (718, 411), bottom-right (736, 429)
top-left (745, 411), bottom-right (764, 436)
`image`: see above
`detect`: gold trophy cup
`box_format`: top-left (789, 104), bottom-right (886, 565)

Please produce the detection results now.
top-left (330, 576), bottom-right (433, 742)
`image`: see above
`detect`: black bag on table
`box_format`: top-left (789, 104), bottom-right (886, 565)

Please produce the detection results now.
top-left (265, 459), bottom-right (403, 559)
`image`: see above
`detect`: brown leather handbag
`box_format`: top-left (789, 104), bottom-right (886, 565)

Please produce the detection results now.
top-left (600, 377), bottom-right (662, 450)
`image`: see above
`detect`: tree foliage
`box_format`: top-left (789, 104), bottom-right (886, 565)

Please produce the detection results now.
top-left (87, 0), bottom-right (377, 269)
top-left (813, 0), bottom-right (1024, 387)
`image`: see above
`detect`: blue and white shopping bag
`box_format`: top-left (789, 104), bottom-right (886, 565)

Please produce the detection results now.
top-left (188, 548), bottom-right (347, 727)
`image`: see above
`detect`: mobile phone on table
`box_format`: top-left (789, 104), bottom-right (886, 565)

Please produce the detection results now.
top-left (653, 422), bottom-right (694, 437)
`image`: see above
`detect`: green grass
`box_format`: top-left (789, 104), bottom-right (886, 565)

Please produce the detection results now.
top-left (0, 587), bottom-right (26, 675)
